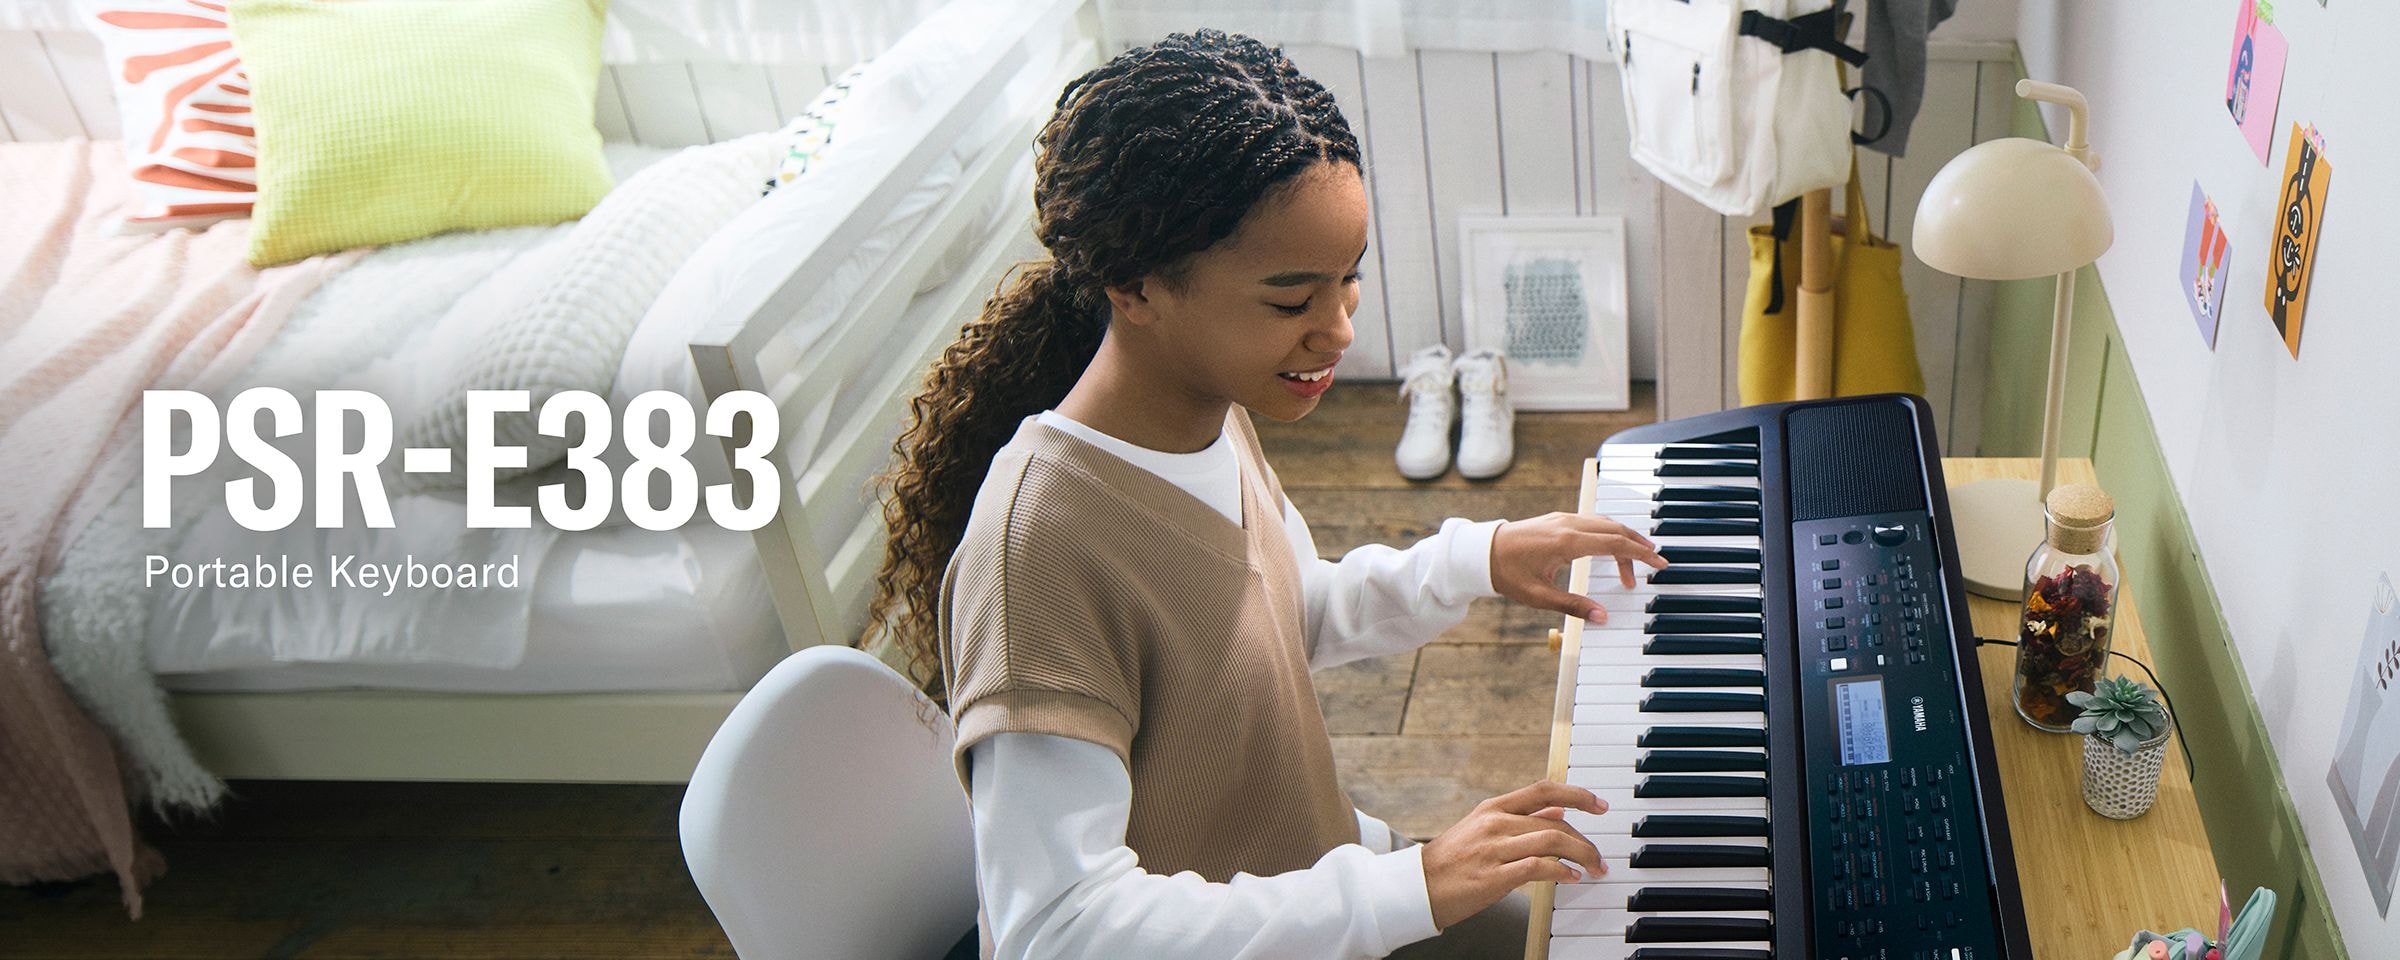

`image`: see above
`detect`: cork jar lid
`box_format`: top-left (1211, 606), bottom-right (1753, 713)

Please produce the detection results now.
top-left (2045, 483), bottom-right (2114, 553)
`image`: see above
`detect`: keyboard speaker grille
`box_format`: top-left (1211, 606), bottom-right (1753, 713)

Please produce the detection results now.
top-left (1784, 399), bottom-right (1927, 521)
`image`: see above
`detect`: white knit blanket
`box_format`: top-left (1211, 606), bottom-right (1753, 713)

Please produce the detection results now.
top-left (40, 139), bottom-right (773, 814)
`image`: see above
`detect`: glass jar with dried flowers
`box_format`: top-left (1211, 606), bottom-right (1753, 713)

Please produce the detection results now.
top-left (2012, 483), bottom-right (2118, 732)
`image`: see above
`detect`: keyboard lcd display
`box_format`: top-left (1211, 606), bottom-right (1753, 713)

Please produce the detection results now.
top-left (1834, 677), bottom-right (1892, 765)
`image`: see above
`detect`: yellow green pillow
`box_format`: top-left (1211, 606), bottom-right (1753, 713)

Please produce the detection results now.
top-left (229, 0), bottom-right (614, 266)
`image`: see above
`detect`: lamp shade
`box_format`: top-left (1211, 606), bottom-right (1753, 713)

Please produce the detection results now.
top-left (1911, 137), bottom-right (2113, 281)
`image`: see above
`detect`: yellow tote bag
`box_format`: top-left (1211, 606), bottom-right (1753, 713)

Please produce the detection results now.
top-left (1736, 154), bottom-right (1926, 404)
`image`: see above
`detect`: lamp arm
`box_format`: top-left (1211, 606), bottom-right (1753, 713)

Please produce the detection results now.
top-left (2015, 79), bottom-right (2100, 171)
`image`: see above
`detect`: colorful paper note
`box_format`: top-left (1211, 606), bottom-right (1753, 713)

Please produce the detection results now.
top-left (2179, 183), bottom-right (2231, 349)
top-left (2264, 123), bottom-right (2331, 358)
top-left (2224, 0), bottom-right (2289, 165)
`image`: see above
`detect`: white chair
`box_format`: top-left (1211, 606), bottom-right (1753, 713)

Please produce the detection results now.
top-left (681, 645), bottom-right (979, 959)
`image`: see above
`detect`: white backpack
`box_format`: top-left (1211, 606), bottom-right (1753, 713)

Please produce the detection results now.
top-left (1609, 0), bottom-right (1862, 217)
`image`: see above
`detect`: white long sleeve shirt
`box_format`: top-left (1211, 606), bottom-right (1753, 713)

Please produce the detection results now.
top-left (961, 411), bottom-right (1502, 959)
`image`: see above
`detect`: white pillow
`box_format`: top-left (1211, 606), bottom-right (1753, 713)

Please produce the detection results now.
top-left (392, 131), bottom-right (783, 488)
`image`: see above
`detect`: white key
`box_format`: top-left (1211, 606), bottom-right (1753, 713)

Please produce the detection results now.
top-left (1573, 704), bottom-right (1762, 725)
top-left (1548, 932), bottom-right (1783, 959)
top-left (1557, 864), bottom-right (1774, 887)
top-left (1568, 743), bottom-right (1766, 768)
top-left (1575, 683), bottom-right (1761, 705)
top-left (1598, 442), bottom-right (1758, 460)
top-left (1562, 807), bottom-right (1767, 835)
top-left (1552, 908), bottom-right (1774, 937)
top-left (1547, 833), bottom-right (1774, 862)
top-left (1551, 878), bottom-right (1770, 911)
top-left (1573, 785), bottom-right (1774, 814)
top-left (1564, 767), bottom-right (1769, 794)
top-left (1592, 472), bottom-right (1762, 491)
top-left (1583, 580), bottom-right (1763, 599)
top-left (1568, 723), bottom-right (1765, 748)
top-left (1579, 654), bottom-right (1764, 676)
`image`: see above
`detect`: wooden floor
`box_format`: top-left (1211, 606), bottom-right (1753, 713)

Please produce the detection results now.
top-left (0, 382), bottom-right (1657, 958)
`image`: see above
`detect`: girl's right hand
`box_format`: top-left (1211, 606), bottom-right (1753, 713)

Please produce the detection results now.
top-left (1418, 779), bottom-right (1608, 930)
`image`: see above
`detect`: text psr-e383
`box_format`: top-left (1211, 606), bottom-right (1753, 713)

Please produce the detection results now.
top-left (1527, 394), bottom-right (2034, 960)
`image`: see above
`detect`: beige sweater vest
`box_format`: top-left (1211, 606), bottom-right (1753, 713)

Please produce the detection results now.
top-left (941, 408), bottom-right (1359, 882)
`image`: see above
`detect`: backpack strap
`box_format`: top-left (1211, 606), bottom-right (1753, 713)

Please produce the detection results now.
top-left (1738, 6), bottom-right (1867, 66)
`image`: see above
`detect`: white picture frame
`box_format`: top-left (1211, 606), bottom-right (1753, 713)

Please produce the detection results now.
top-left (1456, 214), bottom-right (1630, 411)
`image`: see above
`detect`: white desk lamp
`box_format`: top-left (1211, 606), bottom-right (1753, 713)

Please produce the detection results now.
top-left (1911, 79), bottom-right (2114, 600)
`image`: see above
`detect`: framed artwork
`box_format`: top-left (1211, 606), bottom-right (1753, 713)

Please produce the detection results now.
top-left (1455, 214), bottom-right (1630, 411)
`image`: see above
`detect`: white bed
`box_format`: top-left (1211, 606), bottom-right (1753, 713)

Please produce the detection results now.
top-left (9, 0), bottom-right (1100, 794)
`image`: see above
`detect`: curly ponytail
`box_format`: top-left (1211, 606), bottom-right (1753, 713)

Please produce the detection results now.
top-left (865, 29), bottom-right (1362, 705)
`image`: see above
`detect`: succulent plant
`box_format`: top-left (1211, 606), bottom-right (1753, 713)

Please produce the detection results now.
top-left (2068, 675), bottom-right (2168, 753)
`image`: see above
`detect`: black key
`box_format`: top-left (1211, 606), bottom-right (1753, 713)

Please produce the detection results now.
top-left (1629, 949), bottom-right (1772, 960)
top-left (1629, 845), bottom-right (1774, 870)
top-left (1654, 444), bottom-right (1759, 461)
top-left (1651, 566), bottom-right (1763, 586)
top-left (1659, 545), bottom-right (1762, 564)
top-left (1640, 691), bottom-right (1768, 713)
top-left (1638, 726), bottom-right (1767, 748)
top-left (1641, 668), bottom-right (1765, 689)
top-left (1656, 460), bottom-right (1760, 478)
top-left (1632, 814), bottom-right (1772, 837)
top-left (1657, 485), bottom-right (1763, 503)
top-left (1645, 615), bottom-right (1763, 635)
top-left (1654, 519), bottom-right (1762, 537)
top-left (1647, 595), bottom-right (1763, 615)
top-left (1627, 915), bottom-right (1776, 942)
top-left (1636, 750), bottom-right (1769, 773)
top-left (1655, 502), bottom-right (1760, 520)
top-left (1645, 635), bottom-right (1764, 655)
top-left (1635, 775), bottom-right (1770, 799)
top-left (1627, 886), bottom-right (1776, 912)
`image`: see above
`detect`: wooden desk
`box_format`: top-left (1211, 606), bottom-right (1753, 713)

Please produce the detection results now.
top-left (1527, 456), bottom-right (2219, 958)
top-left (1946, 457), bottom-right (2219, 957)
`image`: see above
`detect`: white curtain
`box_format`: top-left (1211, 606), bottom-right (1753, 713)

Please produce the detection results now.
top-left (1097, 0), bottom-right (1614, 62)
top-left (600, 0), bottom-right (949, 65)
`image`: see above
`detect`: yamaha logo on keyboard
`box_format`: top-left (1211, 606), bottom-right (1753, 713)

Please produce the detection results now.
top-left (1912, 696), bottom-right (1929, 733)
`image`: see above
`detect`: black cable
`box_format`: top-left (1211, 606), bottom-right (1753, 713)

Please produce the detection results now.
top-left (1974, 637), bottom-right (2196, 783)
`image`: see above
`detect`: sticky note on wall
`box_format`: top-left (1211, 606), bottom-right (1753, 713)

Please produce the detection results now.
top-left (2264, 124), bottom-right (2331, 359)
top-left (2224, 0), bottom-right (2289, 165)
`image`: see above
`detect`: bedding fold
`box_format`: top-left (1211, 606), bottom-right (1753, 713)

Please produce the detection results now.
top-left (0, 140), bottom-right (354, 917)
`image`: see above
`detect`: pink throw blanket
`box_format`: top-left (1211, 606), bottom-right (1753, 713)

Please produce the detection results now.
top-left (0, 141), bottom-right (354, 917)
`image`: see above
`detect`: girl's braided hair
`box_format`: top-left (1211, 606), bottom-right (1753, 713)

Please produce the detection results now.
top-left (864, 29), bottom-right (1361, 706)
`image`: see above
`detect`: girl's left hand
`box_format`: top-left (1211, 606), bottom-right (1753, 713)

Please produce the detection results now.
top-left (1489, 512), bottom-right (1668, 625)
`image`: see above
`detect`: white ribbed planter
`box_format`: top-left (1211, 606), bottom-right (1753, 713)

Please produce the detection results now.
top-left (2082, 711), bottom-right (2171, 820)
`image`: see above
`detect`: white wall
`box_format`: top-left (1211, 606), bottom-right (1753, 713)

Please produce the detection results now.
top-left (2015, 1), bottom-right (2400, 951)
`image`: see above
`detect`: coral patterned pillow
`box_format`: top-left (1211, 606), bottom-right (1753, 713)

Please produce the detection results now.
top-left (85, 0), bottom-right (256, 233)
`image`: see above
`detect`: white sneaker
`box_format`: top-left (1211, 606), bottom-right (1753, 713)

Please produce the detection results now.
top-left (1453, 347), bottom-right (1515, 480)
top-left (1394, 344), bottom-right (1455, 480)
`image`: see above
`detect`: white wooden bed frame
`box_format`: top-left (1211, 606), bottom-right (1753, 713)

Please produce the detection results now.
top-left (5, 0), bottom-right (1103, 784)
